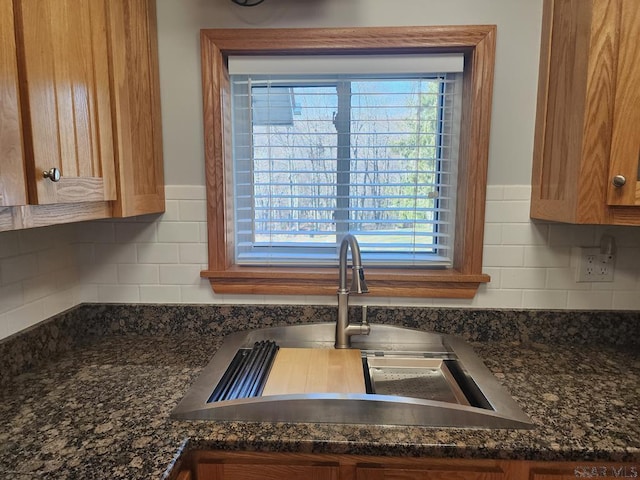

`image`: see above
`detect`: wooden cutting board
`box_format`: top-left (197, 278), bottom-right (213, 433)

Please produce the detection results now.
top-left (261, 348), bottom-right (366, 395)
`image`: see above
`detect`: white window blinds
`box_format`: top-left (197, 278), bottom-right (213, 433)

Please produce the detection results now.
top-left (229, 55), bottom-right (463, 267)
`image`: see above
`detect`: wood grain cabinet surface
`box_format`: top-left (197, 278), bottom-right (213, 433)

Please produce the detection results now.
top-left (0, 0), bottom-right (27, 210)
top-left (174, 452), bottom-right (639, 480)
top-left (179, 452), bottom-right (510, 480)
top-left (0, 0), bottom-right (164, 232)
top-left (531, 0), bottom-right (640, 225)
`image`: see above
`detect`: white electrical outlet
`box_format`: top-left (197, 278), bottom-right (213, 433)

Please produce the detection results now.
top-left (577, 247), bottom-right (615, 282)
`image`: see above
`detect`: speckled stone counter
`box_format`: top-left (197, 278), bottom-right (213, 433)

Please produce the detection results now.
top-left (0, 305), bottom-right (639, 479)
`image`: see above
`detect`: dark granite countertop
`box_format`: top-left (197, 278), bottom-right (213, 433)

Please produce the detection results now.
top-left (1, 305), bottom-right (639, 479)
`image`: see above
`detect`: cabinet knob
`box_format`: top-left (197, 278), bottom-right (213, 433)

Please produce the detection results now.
top-left (612, 175), bottom-right (626, 188)
top-left (43, 167), bottom-right (61, 182)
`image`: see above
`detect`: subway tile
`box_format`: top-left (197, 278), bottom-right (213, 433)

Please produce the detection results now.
top-left (524, 246), bottom-right (571, 267)
top-left (77, 284), bottom-right (98, 303)
top-left (502, 185), bottom-right (531, 200)
top-left (545, 267), bottom-right (591, 290)
top-left (482, 224), bottom-right (501, 246)
top-left (117, 265), bottom-right (159, 285)
top-left (548, 225), bottom-right (597, 247)
top-left (481, 267), bottom-right (501, 290)
top-left (522, 290), bottom-right (568, 309)
top-left (98, 285), bottom-right (140, 303)
top-left (0, 231), bottom-right (20, 258)
top-left (3, 300), bottom-right (45, 339)
top-left (180, 283), bottom-right (218, 302)
top-left (18, 224), bottom-right (71, 253)
top-left (94, 244), bottom-right (138, 265)
top-left (380, 297), bottom-right (435, 308)
top-left (484, 185), bottom-right (504, 201)
top-left (612, 291), bottom-right (640, 310)
top-left (157, 223), bottom-right (199, 243)
top-left (471, 289), bottom-right (523, 308)
top-left (115, 222), bottom-right (158, 244)
top-left (567, 290), bottom-right (614, 310)
top-left (500, 268), bottom-right (547, 289)
top-left (432, 298), bottom-right (476, 308)
top-left (137, 244), bottom-right (180, 264)
top-left (0, 282), bottom-right (24, 314)
top-left (23, 269), bottom-right (75, 304)
top-left (159, 265), bottom-right (201, 285)
top-left (179, 243), bottom-right (208, 264)
top-left (179, 200), bottom-right (207, 222)
top-left (160, 200), bottom-right (180, 221)
top-left (79, 264), bottom-right (118, 285)
top-left (75, 221), bottom-right (116, 244)
top-left (482, 245), bottom-right (524, 267)
top-left (44, 287), bottom-right (78, 318)
top-left (599, 228), bottom-right (640, 248)
top-left (501, 223), bottom-right (548, 246)
top-left (1, 254), bottom-right (38, 285)
top-left (165, 185), bottom-right (206, 201)
top-left (37, 246), bottom-right (76, 274)
top-left (484, 200), bottom-right (530, 223)
top-left (199, 223), bottom-right (208, 243)
top-left (140, 285), bottom-right (181, 303)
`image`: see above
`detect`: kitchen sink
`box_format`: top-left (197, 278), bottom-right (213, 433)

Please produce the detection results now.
top-left (171, 323), bottom-right (533, 429)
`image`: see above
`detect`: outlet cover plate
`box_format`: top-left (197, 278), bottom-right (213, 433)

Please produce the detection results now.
top-left (577, 247), bottom-right (615, 282)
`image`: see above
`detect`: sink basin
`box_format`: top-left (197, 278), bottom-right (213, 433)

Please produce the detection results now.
top-left (171, 323), bottom-right (533, 429)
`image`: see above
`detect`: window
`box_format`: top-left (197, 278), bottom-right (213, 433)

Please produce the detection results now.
top-left (230, 55), bottom-right (463, 268)
top-left (200, 27), bottom-right (495, 297)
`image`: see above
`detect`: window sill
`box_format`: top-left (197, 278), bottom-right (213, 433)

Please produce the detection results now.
top-left (200, 267), bottom-right (490, 298)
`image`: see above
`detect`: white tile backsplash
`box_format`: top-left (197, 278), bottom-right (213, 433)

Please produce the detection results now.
top-left (157, 222), bottom-right (200, 243)
top-left (137, 244), bottom-right (180, 264)
top-left (117, 264), bottom-right (160, 285)
top-left (1, 185), bottom-right (640, 340)
top-left (140, 285), bottom-right (182, 303)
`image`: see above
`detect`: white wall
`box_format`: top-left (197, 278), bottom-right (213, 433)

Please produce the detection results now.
top-left (156, 0), bottom-right (543, 187)
top-left (2, 0), bottom-right (640, 341)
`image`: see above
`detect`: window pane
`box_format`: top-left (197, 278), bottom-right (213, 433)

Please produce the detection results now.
top-left (231, 73), bottom-right (460, 266)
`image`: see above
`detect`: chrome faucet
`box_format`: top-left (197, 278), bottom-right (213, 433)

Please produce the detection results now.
top-left (335, 234), bottom-right (370, 349)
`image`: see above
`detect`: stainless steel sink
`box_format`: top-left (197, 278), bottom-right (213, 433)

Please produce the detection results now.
top-left (171, 323), bottom-right (533, 429)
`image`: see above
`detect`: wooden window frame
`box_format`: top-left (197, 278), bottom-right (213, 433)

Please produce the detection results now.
top-left (200, 26), bottom-right (495, 298)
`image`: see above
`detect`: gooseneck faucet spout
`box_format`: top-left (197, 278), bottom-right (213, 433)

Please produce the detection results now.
top-left (335, 234), bottom-right (370, 349)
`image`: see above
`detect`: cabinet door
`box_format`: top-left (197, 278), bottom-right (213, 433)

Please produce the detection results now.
top-left (14, 0), bottom-right (116, 205)
top-left (0, 0), bottom-right (27, 207)
top-left (356, 467), bottom-right (505, 480)
top-left (607, 0), bottom-right (640, 207)
top-left (531, 465), bottom-right (639, 479)
top-left (108, 0), bottom-right (165, 217)
top-left (197, 463), bottom-right (339, 480)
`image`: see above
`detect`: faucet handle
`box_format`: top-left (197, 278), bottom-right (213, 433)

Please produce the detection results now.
top-left (351, 266), bottom-right (368, 294)
top-left (362, 305), bottom-right (369, 326)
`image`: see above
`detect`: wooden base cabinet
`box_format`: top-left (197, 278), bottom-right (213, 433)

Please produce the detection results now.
top-left (178, 452), bottom-right (510, 480)
top-left (0, 0), bottom-right (164, 232)
top-left (174, 452), bottom-right (639, 480)
top-left (531, 0), bottom-right (640, 225)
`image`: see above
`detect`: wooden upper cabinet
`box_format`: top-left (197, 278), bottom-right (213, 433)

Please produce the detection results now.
top-left (107, 0), bottom-right (165, 217)
top-left (0, 0), bottom-right (27, 207)
top-left (531, 0), bottom-right (640, 225)
top-left (607, 0), bottom-right (640, 207)
top-left (13, 0), bottom-right (116, 205)
top-left (0, 0), bottom-right (164, 231)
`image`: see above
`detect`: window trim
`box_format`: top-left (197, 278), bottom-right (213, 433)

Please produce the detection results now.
top-left (200, 26), bottom-right (495, 298)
